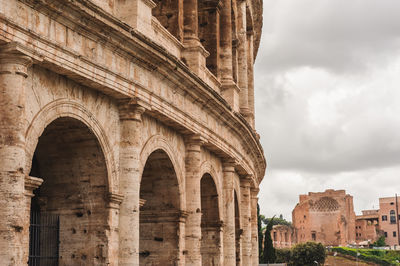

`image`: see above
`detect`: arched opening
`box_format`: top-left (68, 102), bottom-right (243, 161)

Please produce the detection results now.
top-left (231, 0), bottom-right (239, 83)
top-left (28, 117), bottom-right (109, 265)
top-left (139, 149), bottom-right (181, 265)
top-left (234, 190), bottom-right (241, 265)
top-left (200, 173), bottom-right (221, 265)
top-left (152, 0), bottom-right (183, 41)
top-left (198, 0), bottom-right (221, 77)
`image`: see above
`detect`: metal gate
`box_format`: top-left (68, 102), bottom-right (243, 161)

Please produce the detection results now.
top-left (29, 211), bottom-right (60, 266)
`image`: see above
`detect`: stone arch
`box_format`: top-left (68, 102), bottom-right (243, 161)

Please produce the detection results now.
top-left (199, 160), bottom-right (223, 218)
top-left (152, 0), bottom-right (183, 41)
top-left (231, 0), bottom-right (239, 83)
top-left (198, 0), bottom-right (221, 77)
top-left (24, 99), bottom-right (117, 193)
top-left (139, 143), bottom-right (184, 265)
top-left (200, 172), bottom-right (222, 266)
top-left (28, 116), bottom-right (110, 264)
top-left (139, 134), bottom-right (185, 209)
top-left (233, 180), bottom-right (242, 266)
top-left (246, 4), bottom-right (254, 32)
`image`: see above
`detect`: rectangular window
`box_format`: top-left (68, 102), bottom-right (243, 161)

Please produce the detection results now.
top-left (382, 215), bottom-right (387, 221)
top-left (312, 232), bottom-right (316, 241)
top-left (384, 232), bottom-right (388, 237)
top-left (394, 231), bottom-right (397, 237)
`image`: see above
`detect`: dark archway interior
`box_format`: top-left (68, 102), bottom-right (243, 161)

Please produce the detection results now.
top-left (29, 117), bottom-right (108, 265)
top-left (200, 173), bottom-right (221, 265)
top-left (139, 149), bottom-right (181, 265)
top-left (198, 0), bottom-right (220, 77)
top-left (234, 190), bottom-right (241, 265)
top-left (152, 0), bottom-right (183, 41)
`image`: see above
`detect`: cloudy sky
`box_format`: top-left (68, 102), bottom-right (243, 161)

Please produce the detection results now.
top-left (255, 0), bottom-right (400, 221)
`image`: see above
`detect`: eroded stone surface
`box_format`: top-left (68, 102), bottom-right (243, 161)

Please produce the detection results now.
top-left (0, 0), bottom-right (265, 265)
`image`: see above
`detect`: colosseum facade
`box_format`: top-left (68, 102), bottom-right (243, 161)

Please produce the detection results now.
top-left (0, 0), bottom-right (266, 265)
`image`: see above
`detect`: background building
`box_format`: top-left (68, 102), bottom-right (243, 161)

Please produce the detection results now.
top-left (378, 196), bottom-right (400, 247)
top-left (355, 210), bottom-right (381, 245)
top-left (292, 189), bottom-right (356, 246)
top-left (271, 225), bottom-right (296, 248)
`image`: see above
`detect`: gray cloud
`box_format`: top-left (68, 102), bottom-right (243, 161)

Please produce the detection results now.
top-left (255, 0), bottom-right (400, 219)
top-left (257, 0), bottom-right (400, 74)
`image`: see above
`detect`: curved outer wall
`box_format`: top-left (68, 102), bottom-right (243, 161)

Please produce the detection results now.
top-left (0, 0), bottom-right (265, 265)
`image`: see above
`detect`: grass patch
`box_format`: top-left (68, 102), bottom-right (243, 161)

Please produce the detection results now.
top-left (331, 247), bottom-right (400, 265)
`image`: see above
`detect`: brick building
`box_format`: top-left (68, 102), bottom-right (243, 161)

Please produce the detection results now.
top-left (0, 0), bottom-right (266, 265)
top-left (355, 210), bottom-right (380, 245)
top-left (271, 225), bottom-right (296, 249)
top-left (292, 189), bottom-right (356, 246)
top-left (378, 196), bottom-right (400, 247)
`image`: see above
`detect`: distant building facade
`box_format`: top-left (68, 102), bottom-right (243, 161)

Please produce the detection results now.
top-left (271, 225), bottom-right (296, 248)
top-left (292, 189), bottom-right (356, 246)
top-left (378, 196), bottom-right (400, 247)
top-left (355, 210), bottom-right (381, 245)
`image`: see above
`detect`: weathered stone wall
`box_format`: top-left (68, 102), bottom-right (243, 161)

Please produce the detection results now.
top-left (0, 0), bottom-right (265, 265)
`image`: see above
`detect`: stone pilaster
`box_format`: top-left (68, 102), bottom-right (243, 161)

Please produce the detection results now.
top-left (237, 1), bottom-right (249, 116)
top-left (182, 0), bottom-right (209, 79)
top-left (184, 134), bottom-right (205, 266)
top-left (251, 187), bottom-right (260, 265)
top-left (240, 176), bottom-right (252, 266)
top-left (246, 31), bottom-right (255, 127)
top-left (222, 160), bottom-right (236, 265)
top-left (0, 43), bottom-right (33, 265)
top-left (115, 0), bottom-right (157, 35)
top-left (106, 192), bottom-right (124, 264)
top-left (23, 176), bottom-right (43, 263)
top-left (220, 0), bottom-right (240, 111)
top-left (118, 99), bottom-right (147, 266)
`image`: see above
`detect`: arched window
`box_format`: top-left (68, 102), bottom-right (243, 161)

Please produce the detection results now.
top-left (390, 210), bottom-right (396, 224)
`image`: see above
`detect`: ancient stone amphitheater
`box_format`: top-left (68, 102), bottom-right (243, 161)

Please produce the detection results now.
top-left (0, 0), bottom-right (266, 265)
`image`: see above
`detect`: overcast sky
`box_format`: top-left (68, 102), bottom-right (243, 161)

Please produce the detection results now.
top-left (255, 0), bottom-right (400, 221)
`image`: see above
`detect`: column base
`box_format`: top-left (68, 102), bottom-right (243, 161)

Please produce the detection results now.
top-left (182, 38), bottom-right (210, 79)
top-left (221, 81), bottom-right (241, 112)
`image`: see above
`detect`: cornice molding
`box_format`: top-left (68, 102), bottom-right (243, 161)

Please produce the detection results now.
top-left (8, 0), bottom-right (266, 184)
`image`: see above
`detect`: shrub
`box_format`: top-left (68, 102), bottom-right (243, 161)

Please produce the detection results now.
top-left (290, 242), bottom-right (326, 266)
top-left (275, 248), bottom-right (291, 263)
top-left (373, 236), bottom-right (386, 247)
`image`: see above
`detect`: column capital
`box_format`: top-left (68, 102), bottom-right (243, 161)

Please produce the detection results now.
top-left (251, 187), bottom-right (260, 197)
top-left (185, 133), bottom-right (207, 146)
top-left (107, 192), bottom-right (124, 209)
top-left (0, 43), bottom-right (34, 78)
top-left (118, 98), bottom-right (149, 121)
top-left (24, 176), bottom-right (43, 197)
top-left (222, 159), bottom-right (237, 173)
top-left (240, 175), bottom-right (253, 187)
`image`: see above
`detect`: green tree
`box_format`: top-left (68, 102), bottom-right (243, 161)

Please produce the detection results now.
top-left (262, 215), bottom-right (276, 263)
top-left (262, 216), bottom-right (292, 226)
top-left (258, 204), bottom-right (263, 262)
top-left (373, 236), bottom-right (386, 247)
top-left (290, 242), bottom-right (326, 266)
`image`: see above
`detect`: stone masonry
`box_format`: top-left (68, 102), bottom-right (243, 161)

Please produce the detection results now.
top-left (0, 0), bottom-right (266, 265)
